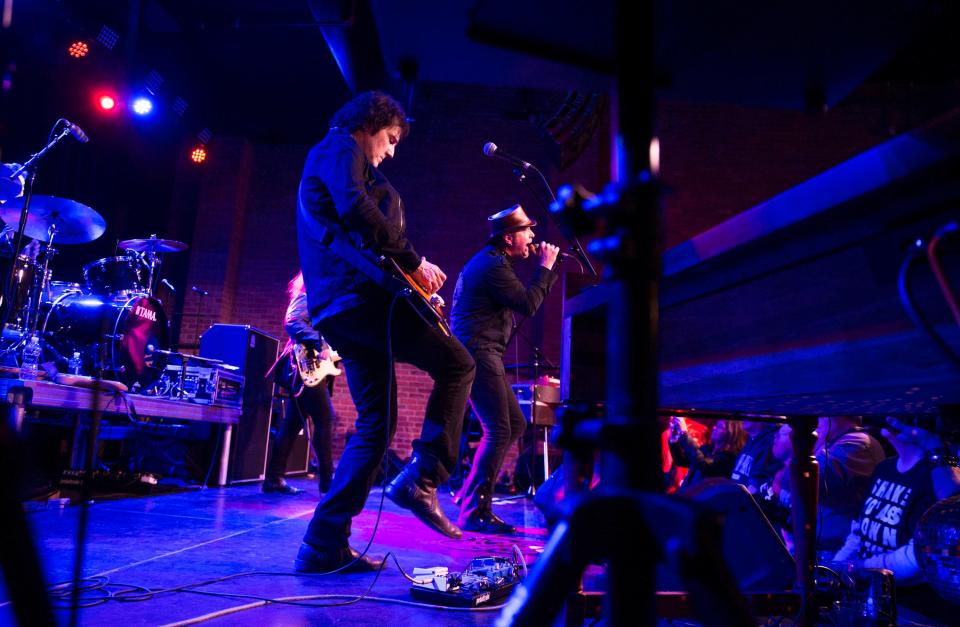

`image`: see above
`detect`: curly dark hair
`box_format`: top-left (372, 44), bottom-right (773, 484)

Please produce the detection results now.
top-left (330, 91), bottom-right (410, 139)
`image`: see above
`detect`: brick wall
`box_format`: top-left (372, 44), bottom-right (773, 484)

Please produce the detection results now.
top-left (178, 81), bottom-right (894, 471)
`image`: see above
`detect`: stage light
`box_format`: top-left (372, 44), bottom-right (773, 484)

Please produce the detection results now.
top-left (190, 147), bottom-right (207, 164)
top-left (68, 41), bottom-right (89, 58)
top-left (131, 96), bottom-right (153, 115)
top-left (98, 94), bottom-right (117, 111)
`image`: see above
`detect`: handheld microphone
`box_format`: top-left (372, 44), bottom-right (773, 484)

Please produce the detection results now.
top-left (527, 242), bottom-right (574, 258)
top-left (62, 119), bottom-right (90, 143)
top-left (161, 279), bottom-right (177, 294)
top-left (191, 286), bottom-right (209, 296)
top-left (483, 142), bottom-right (531, 170)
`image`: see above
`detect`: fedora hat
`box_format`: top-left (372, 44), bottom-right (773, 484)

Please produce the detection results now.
top-left (488, 204), bottom-right (536, 240)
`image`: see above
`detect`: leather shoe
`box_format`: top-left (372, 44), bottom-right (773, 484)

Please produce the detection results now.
top-left (460, 511), bottom-right (516, 534)
top-left (385, 464), bottom-right (462, 539)
top-left (262, 477), bottom-right (304, 495)
top-left (294, 544), bottom-right (384, 574)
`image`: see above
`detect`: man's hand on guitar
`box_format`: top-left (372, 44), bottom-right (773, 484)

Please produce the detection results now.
top-left (413, 257), bottom-right (446, 294)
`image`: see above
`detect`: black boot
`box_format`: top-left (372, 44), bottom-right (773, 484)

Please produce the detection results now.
top-left (460, 484), bottom-right (515, 534)
top-left (294, 543), bottom-right (384, 573)
top-left (385, 459), bottom-right (462, 539)
top-left (263, 477), bottom-right (304, 495)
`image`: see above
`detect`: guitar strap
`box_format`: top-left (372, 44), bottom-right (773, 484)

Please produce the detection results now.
top-left (298, 202), bottom-right (408, 296)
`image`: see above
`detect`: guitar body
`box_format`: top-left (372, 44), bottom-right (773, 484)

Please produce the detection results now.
top-left (384, 258), bottom-right (453, 337)
top-left (294, 343), bottom-right (341, 387)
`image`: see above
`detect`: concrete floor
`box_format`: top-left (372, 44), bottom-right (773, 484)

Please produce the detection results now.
top-left (2, 479), bottom-right (553, 626)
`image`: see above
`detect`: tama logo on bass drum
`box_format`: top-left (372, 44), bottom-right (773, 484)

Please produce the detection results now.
top-left (134, 305), bottom-right (157, 321)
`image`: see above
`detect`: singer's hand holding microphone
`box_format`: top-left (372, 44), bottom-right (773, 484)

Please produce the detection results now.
top-left (528, 242), bottom-right (560, 269)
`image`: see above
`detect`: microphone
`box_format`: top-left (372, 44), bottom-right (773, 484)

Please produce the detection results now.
top-left (527, 242), bottom-right (574, 259)
top-left (191, 286), bottom-right (209, 296)
top-left (483, 142), bottom-right (531, 170)
top-left (62, 119), bottom-right (90, 143)
top-left (161, 279), bottom-right (177, 294)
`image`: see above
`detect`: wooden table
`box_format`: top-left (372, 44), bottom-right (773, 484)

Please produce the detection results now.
top-left (0, 377), bottom-right (240, 486)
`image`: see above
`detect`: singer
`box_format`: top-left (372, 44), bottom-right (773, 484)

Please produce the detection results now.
top-left (449, 204), bottom-right (559, 533)
top-left (295, 91), bottom-right (475, 573)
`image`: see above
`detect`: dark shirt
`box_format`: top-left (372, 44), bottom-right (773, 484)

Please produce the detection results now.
top-left (283, 292), bottom-right (321, 352)
top-left (297, 128), bottom-right (421, 326)
top-left (854, 457), bottom-right (937, 561)
top-left (730, 426), bottom-right (781, 491)
top-left (450, 245), bottom-right (557, 354)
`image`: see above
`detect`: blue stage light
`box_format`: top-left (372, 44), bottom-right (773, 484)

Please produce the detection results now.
top-left (132, 96), bottom-right (154, 116)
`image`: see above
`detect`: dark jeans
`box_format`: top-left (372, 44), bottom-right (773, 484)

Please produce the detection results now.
top-left (267, 358), bottom-right (334, 485)
top-left (458, 350), bottom-right (526, 523)
top-left (302, 298), bottom-right (475, 549)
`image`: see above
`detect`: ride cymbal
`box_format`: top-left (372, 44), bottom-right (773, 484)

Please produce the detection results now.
top-left (0, 195), bottom-right (106, 243)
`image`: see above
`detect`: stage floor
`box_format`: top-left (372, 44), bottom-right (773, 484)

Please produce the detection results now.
top-left (2, 478), bottom-right (553, 626)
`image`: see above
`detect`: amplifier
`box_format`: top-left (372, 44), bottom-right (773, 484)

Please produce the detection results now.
top-left (511, 384), bottom-right (560, 426)
top-left (159, 365), bottom-right (244, 408)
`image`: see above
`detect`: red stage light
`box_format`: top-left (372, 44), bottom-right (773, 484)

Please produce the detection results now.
top-left (190, 147), bottom-right (207, 164)
top-left (68, 41), bottom-right (89, 58)
top-left (98, 94), bottom-right (117, 111)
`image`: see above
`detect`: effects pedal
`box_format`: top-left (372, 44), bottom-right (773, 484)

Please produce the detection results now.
top-left (409, 555), bottom-right (521, 607)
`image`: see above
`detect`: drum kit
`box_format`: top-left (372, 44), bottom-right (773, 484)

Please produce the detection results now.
top-left (0, 195), bottom-right (187, 390)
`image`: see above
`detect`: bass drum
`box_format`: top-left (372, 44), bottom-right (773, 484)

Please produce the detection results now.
top-left (42, 293), bottom-right (169, 389)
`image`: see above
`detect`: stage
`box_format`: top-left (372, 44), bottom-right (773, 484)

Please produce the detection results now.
top-left (2, 479), bottom-right (551, 625)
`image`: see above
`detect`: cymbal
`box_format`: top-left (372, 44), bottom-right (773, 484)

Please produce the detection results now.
top-left (119, 237), bottom-right (188, 253)
top-left (0, 195), bottom-right (106, 244)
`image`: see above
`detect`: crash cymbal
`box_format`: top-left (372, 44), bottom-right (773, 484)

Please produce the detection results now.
top-left (0, 195), bottom-right (105, 244)
top-left (119, 236), bottom-right (188, 253)
top-left (0, 163), bottom-right (25, 203)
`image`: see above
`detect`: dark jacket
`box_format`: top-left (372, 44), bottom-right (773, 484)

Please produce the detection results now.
top-left (297, 128), bottom-right (421, 325)
top-left (450, 245), bottom-right (557, 355)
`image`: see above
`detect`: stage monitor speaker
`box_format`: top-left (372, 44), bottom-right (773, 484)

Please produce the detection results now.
top-left (656, 478), bottom-right (795, 593)
top-left (200, 324), bottom-right (279, 484)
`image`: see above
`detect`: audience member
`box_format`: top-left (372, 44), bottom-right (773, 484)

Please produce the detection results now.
top-left (669, 418), bottom-right (748, 490)
top-left (730, 421), bottom-right (781, 494)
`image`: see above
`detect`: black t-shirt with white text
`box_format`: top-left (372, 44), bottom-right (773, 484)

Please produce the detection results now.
top-left (855, 457), bottom-right (937, 559)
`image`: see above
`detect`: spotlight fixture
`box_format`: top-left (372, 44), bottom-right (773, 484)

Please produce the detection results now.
top-left (68, 41), bottom-right (89, 58)
top-left (96, 25), bottom-right (119, 50)
top-left (172, 97), bottom-right (188, 117)
top-left (190, 147), bottom-right (207, 164)
top-left (131, 96), bottom-right (154, 116)
top-left (98, 94), bottom-right (117, 111)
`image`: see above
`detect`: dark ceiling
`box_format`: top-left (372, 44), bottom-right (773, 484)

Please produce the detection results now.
top-left (4, 0), bottom-right (960, 149)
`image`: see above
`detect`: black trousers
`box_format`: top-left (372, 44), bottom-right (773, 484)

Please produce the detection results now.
top-left (266, 357), bottom-right (335, 484)
top-left (302, 298), bottom-right (475, 549)
top-left (457, 350), bottom-right (527, 522)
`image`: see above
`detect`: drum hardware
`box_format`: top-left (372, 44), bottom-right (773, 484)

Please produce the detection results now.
top-left (118, 235), bottom-right (188, 297)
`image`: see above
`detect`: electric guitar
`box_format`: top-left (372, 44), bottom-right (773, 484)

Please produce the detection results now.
top-left (381, 256), bottom-right (452, 337)
top-left (300, 210), bottom-right (452, 337)
top-left (293, 343), bottom-right (342, 387)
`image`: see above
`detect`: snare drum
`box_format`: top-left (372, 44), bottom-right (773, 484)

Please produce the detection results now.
top-left (43, 280), bottom-right (83, 304)
top-left (42, 293), bottom-right (169, 388)
top-left (82, 256), bottom-right (145, 296)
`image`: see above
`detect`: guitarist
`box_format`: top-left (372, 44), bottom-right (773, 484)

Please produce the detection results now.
top-left (264, 272), bottom-right (336, 496)
top-left (295, 91), bottom-right (475, 573)
top-left (450, 205), bottom-right (559, 533)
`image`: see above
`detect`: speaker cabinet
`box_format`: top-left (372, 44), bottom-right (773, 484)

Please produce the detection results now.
top-left (200, 324), bottom-right (279, 484)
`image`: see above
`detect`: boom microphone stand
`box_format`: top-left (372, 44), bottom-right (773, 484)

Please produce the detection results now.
top-left (3, 120), bottom-right (84, 330)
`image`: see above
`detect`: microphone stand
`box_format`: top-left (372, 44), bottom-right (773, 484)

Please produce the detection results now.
top-left (511, 164), bottom-right (598, 277)
top-left (3, 123), bottom-right (75, 329)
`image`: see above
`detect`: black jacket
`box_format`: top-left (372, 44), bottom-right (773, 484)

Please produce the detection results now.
top-left (450, 245), bottom-right (557, 354)
top-left (297, 128), bottom-right (421, 325)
